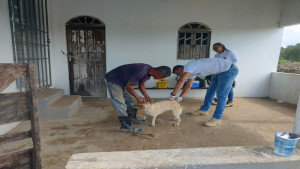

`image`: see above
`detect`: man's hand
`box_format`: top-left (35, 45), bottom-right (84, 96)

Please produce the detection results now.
top-left (145, 96), bottom-right (153, 104)
top-left (137, 97), bottom-right (147, 104)
top-left (176, 97), bottom-right (182, 102)
top-left (169, 92), bottom-right (176, 101)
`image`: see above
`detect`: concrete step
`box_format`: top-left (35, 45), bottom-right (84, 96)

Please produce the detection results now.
top-left (38, 88), bottom-right (64, 107)
top-left (38, 88), bottom-right (64, 119)
top-left (37, 88), bottom-right (82, 120)
top-left (45, 95), bottom-right (82, 120)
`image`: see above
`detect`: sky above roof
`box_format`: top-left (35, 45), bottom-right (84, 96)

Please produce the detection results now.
top-left (281, 24), bottom-right (300, 48)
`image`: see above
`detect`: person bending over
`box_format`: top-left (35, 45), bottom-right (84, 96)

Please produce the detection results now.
top-left (105, 63), bottom-right (171, 133)
top-left (170, 58), bottom-right (238, 127)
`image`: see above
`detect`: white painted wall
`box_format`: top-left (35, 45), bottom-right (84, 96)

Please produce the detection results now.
top-left (269, 72), bottom-right (300, 105)
top-left (279, 0), bottom-right (300, 27)
top-left (0, 1), bottom-right (14, 64)
top-left (0, 0), bottom-right (20, 136)
top-left (0, 0), bottom-right (18, 94)
top-left (47, 0), bottom-right (283, 98)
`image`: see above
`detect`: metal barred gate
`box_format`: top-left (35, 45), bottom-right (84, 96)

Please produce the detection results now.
top-left (66, 16), bottom-right (106, 97)
top-left (8, 0), bottom-right (51, 89)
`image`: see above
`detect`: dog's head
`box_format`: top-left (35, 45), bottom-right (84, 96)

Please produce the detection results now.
top-left (138, 102), bottom-right (151, 110)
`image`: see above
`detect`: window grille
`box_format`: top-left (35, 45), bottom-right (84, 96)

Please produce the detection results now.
top-left (177, 22), bottom-right (211, 60)
top-left (8, 0), bottom-right (51, 89)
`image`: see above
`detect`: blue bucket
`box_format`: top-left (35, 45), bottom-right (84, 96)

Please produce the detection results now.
top-left (274, 132), bottom-right (300, 157)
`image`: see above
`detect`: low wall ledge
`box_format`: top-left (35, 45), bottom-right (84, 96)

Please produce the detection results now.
top-left (66, 146), bottom-right (300, 169)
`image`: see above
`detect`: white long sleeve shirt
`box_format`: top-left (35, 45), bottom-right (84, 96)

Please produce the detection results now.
top-left (214, 50), bottom-right (239, 64)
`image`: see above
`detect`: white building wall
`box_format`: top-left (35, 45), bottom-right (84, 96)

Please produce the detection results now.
top-left (1, 0), bottom-right (284, 98)
top-left (0, 0), bottom-right (18, 94)
top-left (269, 72), bottom-right (300, 105)
top-left (47, 0), bottom-right (283, 98)
top-left (0, 1), bottom-right (14, 64)
top-left (0, 1), bottom-right (21, 136)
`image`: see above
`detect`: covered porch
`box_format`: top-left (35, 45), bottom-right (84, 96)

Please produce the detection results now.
top-left (2, 96), bottom-right (298, 168)
top-left (1, 0), bottom-right (300, 168)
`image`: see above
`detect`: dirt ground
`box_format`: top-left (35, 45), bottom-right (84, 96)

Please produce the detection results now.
top-left (277, 62), bottom-right (300, 74)
top-left (1, 97), bottom-right (297, 169)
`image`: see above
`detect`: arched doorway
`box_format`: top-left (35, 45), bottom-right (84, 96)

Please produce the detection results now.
top-left (66, 16), bottom-right (106, 97)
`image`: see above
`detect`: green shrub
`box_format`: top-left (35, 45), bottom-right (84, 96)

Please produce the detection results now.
top-left (278, 58), bottom-right (288, 65)
top-left (279, 43), bottom-right (300, 63)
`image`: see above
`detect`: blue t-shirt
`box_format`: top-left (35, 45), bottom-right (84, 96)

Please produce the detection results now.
top-left (105, 63), bottom-right (151, 87)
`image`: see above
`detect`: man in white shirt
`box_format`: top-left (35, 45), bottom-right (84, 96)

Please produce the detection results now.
top-left (169, 58), bottom-right (239, 127)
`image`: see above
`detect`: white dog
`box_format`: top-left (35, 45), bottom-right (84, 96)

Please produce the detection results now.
top-left (139, 100), bottom-right (183, 127)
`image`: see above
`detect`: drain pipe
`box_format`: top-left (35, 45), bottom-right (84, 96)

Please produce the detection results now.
top-left (293, 93), bottom-right (300, 135)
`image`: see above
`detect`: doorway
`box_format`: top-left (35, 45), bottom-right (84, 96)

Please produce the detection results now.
top-left (66, 16), bottom-right (106, 97)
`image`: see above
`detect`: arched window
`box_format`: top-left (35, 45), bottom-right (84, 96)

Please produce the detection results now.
top-left (66, 16), bottom-right (105, 26)
top-left (177, 22), bottom-right (211, 60)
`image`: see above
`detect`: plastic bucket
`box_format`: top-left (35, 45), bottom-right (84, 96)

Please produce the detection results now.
top-left (274, 132), bottom-right (300, 157)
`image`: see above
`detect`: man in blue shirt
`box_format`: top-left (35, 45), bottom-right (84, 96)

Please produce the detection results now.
top-left (170, 58), bottom-right (239, 127)
top-left (105, 63), bottom-right (171, 134)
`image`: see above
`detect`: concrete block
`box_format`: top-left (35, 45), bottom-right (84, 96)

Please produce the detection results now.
top-left (45, 95), bottom-right (82, 120)
top-left (66, 146), bottom-right (300, 169)
top-left (38, 88), bottom-right (64, 116)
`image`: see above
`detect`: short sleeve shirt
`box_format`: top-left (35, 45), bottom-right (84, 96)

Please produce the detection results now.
top-left (184, 58), bottom-right (232, 79)
top-left (105, 64), bottom-right (151, 87)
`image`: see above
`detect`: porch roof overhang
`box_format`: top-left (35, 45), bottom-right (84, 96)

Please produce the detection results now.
top-left (279, 0), bottom-right (300, 27)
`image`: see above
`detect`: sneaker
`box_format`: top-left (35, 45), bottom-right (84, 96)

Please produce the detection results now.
top-left (226, 101), bottom-right (233, 107)
top-left (188, 109), bottom-right (208, 116)
top-left (212, 98), bottom-right (217, 105)
top-left (204, 118), bottom-right (222, 127)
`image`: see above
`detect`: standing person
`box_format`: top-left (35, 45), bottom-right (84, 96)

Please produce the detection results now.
top-left (105, 63), bottom-right (171, 133)
top-left (170, 58), bottom-right (238, 127)
top-left (212, 42), bottom-right (239, 107)
top-left (209, 78), bottom-right (236, 107)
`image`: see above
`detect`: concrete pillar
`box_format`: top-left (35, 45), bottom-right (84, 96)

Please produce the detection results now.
top-left (293, 93), bottom-right (300, 135)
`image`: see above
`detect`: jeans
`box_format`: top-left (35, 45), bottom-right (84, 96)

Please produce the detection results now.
top-left (200, 65), bottom-right (239, 119)
top-left (106, 81), bottom-right (136, 117)
top-left (228, 88), bottom-right (234, 102)
top-left (207, 76), bottom-right (234, 102)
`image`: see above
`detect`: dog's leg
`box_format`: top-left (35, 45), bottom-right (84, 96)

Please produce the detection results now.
top-left (151, 115), bottom-right (157, 127)
top-left (143, 114), bottom-right (147, 120)
top-left (172, 110), bottom-right (182, 126)
top-left (174, 117), bottom-right (181, 126)
top-left (170, 110), bottom-right (177, 122)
